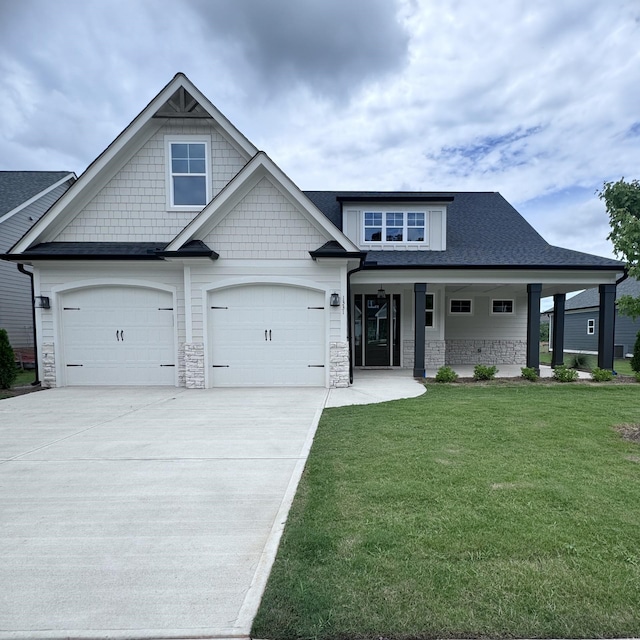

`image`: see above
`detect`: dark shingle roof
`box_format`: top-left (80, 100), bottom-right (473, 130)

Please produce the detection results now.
top-left (304, 191), bottom-right (623, 270)
top-left (560, 277), bottom-right (640, 311)
top-left (7, 240), bottom-right (217, 261)
top-left (0, 171), bottom-right (72, 217)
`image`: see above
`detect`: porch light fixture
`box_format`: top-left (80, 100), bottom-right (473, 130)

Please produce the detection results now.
top-left (377, 286), bottom-right (386, 300)
top-left (330, 292), bottom-right (341, 307)
top-left (34, 296), bottom-right (50, 309)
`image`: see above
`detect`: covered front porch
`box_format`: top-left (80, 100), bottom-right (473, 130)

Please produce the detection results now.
top-left (349, 269), bottom-right (620, 379)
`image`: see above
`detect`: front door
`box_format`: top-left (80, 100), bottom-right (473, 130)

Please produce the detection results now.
top-left (354, 294), bottom-right (401, 366)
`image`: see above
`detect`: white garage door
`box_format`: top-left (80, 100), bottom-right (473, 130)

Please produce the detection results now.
top-left (61, 287), bottom-right (176, 386)
top-left (208, 285), bottom-right (326, 386)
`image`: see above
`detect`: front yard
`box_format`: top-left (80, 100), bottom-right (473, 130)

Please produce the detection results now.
top-left (253, 384), bottom-right (640, 639)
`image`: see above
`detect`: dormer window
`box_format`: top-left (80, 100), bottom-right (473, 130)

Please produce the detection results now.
top-left (363, 209), bottom-right (427, 244)
top-left (165, 135), bottom-right (210, 209)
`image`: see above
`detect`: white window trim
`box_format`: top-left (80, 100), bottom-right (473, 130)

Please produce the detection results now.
top-left (165, 135), bottom-right (211, 210)
top-left (448, 298), bottom-right (473, 315)
top-left (361, 206), bottom-right (429, 246)
top-left (490, 299), bottom-right (515, 315)
top-left (587, 318), bottom-right (595, 335)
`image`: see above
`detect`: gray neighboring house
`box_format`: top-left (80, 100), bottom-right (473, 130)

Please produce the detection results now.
top-left (547, 277), bottom-right (640, 359)
top-left (0, 172), bottom-right (76, 361)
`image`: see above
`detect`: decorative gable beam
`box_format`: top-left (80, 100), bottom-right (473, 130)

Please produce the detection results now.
top-left (154, 87), bottom-right (211, 119)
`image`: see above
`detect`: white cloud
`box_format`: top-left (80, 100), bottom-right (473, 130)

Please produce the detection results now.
top-left (0, 0), bottom-right (638, 259)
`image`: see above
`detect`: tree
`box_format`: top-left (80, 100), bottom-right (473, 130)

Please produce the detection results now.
top-left (598, 178), bottom-right (640, 318)
top-left (631, 330), bottom-right (640, 373)
top-left (0, 328), bottom-right (17, 389)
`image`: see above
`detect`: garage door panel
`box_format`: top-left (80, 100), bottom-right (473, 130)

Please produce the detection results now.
top-left (61, 287), bottom-right (175, 386)
top-left (209, 285), bottom-right (326, 387)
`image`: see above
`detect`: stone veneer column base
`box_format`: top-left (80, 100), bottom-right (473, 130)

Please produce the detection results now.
top-left (330, 341), bottom-right (350, 388)
top-left (41, 342), bottom-right (56, 388)
top-left (184, 342), bottom-right (205, 389)
top-left (403, 340), bottom-right (415, 370)
top-left (445, 339), bottom-right (527, 365)
top-left (425, 340), bottom-right (446, 371)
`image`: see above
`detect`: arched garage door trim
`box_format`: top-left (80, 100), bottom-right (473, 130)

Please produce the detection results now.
top-left (52, 279), bottom-right (178, 386)
top-left (203, 279), bottom-right (329, 387)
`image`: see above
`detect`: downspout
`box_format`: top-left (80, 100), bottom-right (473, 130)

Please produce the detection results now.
top-left (346, 258), bottom-right (366, 384)
top-left (17, 263), bottom-right (40, 385)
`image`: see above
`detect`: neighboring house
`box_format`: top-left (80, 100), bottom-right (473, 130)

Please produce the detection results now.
top-left (0, 74), bottom-right (624, 388)
top-left (0, 172), bottom-right (76, 362)
top-left (546, 278), bottom-right (640, 358)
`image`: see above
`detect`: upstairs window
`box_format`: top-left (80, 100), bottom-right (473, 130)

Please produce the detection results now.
top-left (363, 210), bottom-right (427, 244)
top-left (587, 319), bottom-right (595, 335)
top-left (166, 137), bottom-right (210, 208)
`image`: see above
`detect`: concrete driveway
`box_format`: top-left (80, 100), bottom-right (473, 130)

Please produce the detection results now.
top-left (0, 386), bottom-right (327, 639)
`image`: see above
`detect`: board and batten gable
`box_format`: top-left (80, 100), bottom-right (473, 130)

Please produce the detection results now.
top-left (53, 120), bottom-right (247, 243)
top-left (0, 178), bottom-right (75, 349)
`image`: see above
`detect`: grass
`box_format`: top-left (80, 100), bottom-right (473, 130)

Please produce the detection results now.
top-left (539, 350), bottom-right (634, 375)
top-left (253, 384), bottom-right (640, 639)
top-left (0, 368), bottom-right (37, 399)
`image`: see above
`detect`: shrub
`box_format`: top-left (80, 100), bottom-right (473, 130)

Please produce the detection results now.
top-left (635, 371), bottom-right (640, 383)
top-left (631, 330), bottom-right (640, 373)
top-left (0, 328), bottom-right (17, 389)
top-left (590, 367), bottom-right (614, 382)
top-left (521, 367), bottom-right (539, 382)
top-left (553, 365), bottom-right (579, 382)
top-left (473, 364), bottom-right (498, 381)
top-left (570, 353), bottom-right (592, 370)
top-left (434, 366), bottom-right (458, 383)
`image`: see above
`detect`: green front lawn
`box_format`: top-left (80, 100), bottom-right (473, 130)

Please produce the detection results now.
top-left (253, 384), bottom-right (640, 639)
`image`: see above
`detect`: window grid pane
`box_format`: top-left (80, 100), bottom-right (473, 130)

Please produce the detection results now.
top-left (451, 299), bottom-right (471, 313)
top-left (492, 300), bottom-right (514, 313)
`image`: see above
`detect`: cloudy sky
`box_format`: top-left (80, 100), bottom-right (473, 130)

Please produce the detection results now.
top-left (1, 0), bottom-right (639, 260)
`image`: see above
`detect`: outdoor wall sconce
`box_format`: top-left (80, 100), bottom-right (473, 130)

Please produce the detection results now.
top-left (330, 292), bottom-right (341, 307)
top-left (377, 287), bottom-right (386, 299)
top-left (34, 296), bottom-right (50, 309)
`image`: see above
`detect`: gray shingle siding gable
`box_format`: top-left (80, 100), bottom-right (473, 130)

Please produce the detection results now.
top-left (0, 176), bottom-right (74, 349)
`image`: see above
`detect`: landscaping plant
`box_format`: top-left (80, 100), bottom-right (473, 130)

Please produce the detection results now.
top-left (0, 328), bottom-right (17, 389)
top-left (591, 367), bottom-right (614, 382)
top-left (553, 364), bottom-right (579, 382)
top-left (473, 364), bottom-right (497, 380)
top-left (520, 366), bottom-right (539, 381)
top-left (434, 366), bottom-right (458, 383)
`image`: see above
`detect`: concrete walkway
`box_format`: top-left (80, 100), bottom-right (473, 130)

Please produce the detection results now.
top-left (0, 375), bottom-right (424, 640)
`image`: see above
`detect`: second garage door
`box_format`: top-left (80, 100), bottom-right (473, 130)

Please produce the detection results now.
top-left (208, 284), bottom-right (326, 386)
